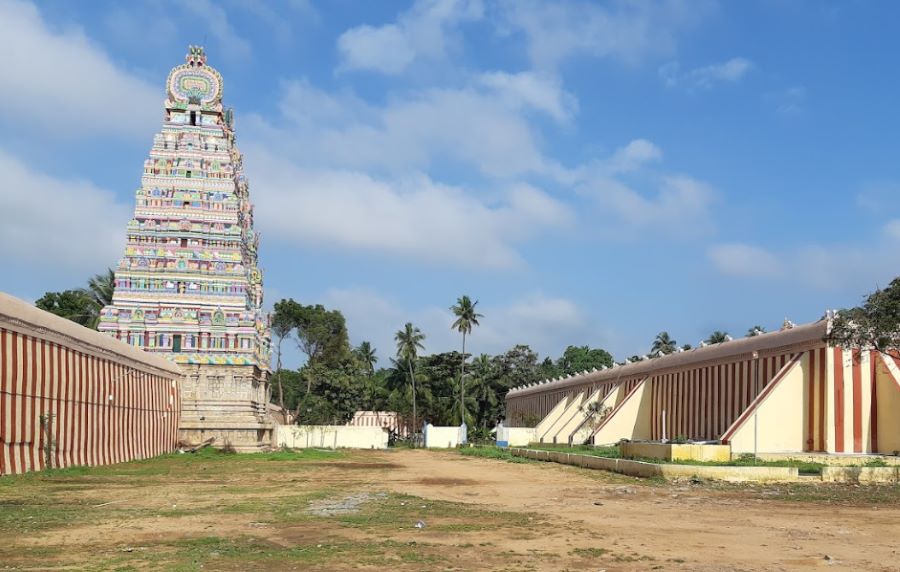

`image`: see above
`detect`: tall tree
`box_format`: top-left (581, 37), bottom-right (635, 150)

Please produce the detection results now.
top-left (35, 290), bottom-right (96, 327)
top-left (355, 341), bottom-right (377, 377)
top-left (450, 295), bottom-right (483, 429)
top-left (746, 325), bottom-right (766, 337)
top-left (293, 303), bottom-right (351, 368)
top-left (35, 267), bottom-right (116, 330)
top-left (556, 345), bottom-right (613, 375)
top-left (827, 276), bottom-right (900, 354)
top-left (470, 354), bottom-right (499, 429)
top-left (651, 331), bottom-right (677, 355)
top-left (270, 300), bottom-right (297, 412)
top-left (87, 269), bottom-right (116, 310)
top-left (706, 331), bottom-right (729, 344)
top-left (395, 322), bottom-right (426, 436)
top-left (494, 344), bottom-right (541, 389)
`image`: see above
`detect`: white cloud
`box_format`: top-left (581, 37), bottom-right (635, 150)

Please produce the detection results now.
top-left (337, 0), bottom-right (484, 74)
top-left (883, 219), bottom-right (900, 240)
top-left (765, 86), bottom-right (807, 116)
top-left (183, 0), bottom-right (252, 61)
top-left (708, 240), bottom-right (900, 293)
top-left (246, 149), bottom-right (572, 270)
top-left (574, 140), bottom-right (716, 238)
top-left (707, 243), bottom-right (782, 278)
top-left (660, 57), bottom-right (753, 90)
top-left (246, 79), bottom-right (554, 179)
top-left (478, 71), bottom-right (578, 122)
top-left (595, 175), bottom-right (717, 236)
top-left (498, 0), bottom-right (710, 71)
top-left (604, 139), bottom-right (662, 174)
top-left (0, 0), bottom-right (159, 137)
top-left (0, 149), bottom-right (127, 274)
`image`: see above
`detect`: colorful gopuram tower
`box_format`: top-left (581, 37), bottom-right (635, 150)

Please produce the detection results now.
top-left (99, 46), bottom-right (273, 450)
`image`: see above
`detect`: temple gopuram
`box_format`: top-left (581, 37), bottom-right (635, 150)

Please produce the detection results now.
top-left (100, 46), bottom-right (273, 450)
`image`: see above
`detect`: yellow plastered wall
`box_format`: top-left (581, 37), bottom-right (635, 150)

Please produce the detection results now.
top-left (877, 354), bottom-right (900, 454)
top-left (730, 356), bottom-right (805, 454)
top-left (534, 395), bottom-right (570, 438)
top-left (540, 392), bottom-right (583, 443)
top-left (554, 388), bottom-right (602, 444)
top-left (591, 381), bottom-right (651, 445)
top-left (568, 385), bottom-right (623, 445)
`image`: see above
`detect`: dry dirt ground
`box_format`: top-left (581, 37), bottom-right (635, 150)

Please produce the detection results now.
top-left (1, 447), bottom-right (899, 571)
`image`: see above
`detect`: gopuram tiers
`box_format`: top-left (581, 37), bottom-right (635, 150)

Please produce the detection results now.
top-left (99, 46), bottom-right (273, 450)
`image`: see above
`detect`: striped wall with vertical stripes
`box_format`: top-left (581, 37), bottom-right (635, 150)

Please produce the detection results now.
top-left (828, 348), bottom-right (888, 454)
top-left (649, 351), bottom-right (796, 442)
top-left (0, 293), bottom-right (182, 476)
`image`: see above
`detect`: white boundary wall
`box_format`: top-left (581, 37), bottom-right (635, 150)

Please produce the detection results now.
top-left (276, 425), bottom-right (388, 449)
top-left (424, 424), bottom-right (464, 448)
top-left (496, 423), bottom-right (536, 447)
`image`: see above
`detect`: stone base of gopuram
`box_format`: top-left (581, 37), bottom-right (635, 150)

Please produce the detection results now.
top-left (177, 364), bottom-right (274, 452)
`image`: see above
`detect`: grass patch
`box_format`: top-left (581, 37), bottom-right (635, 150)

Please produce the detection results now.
top-left (571, 547), bottom-right (609, 557)
top-left (83, 535), bottom-right (447, 571)
top-left (518, 445), bottom-right (826, 474)
top-left (629, 454), bottom-right (826, 476)
top-left (742, 482), bottom-right (900, 504)
top-left (525, 443), bottom-right (621, 458)
top-left (316, 492), bottom-right (538, 533)
top-left (458, 446), bottom-right (530, 463)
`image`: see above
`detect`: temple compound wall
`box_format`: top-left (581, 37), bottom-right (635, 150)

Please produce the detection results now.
top-left (98, 46), bottom-right (273, 451)
top-left (506, 319), bottom-right (900, 455)
top-left (0, 293), bottom-right (182, 476)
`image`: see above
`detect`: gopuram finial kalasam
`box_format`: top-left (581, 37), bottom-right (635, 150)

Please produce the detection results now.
top-left (186, 44), bottom-right (207, 66)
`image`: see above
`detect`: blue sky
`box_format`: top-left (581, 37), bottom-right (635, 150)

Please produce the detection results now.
top-left (2, 0), bottom-right (899, 367)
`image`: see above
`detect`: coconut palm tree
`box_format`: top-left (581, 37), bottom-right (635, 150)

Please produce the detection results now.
top-left (651, 331), bottom-right (677, 355)
top-left (450, 295), bottom-right (483, 433)
top-left (706, 330), bottom-right (730, 344)
top-left (746, 325), bottom-right (766, 337)
top-left (355, 341), bottom-right (377, 377)
top-left (84, 268), bottom-right (116, 329)
top-left (447, 375), bottom-right (478, 428)
top-left (395, 323), bottom-right (425, 439)
top-left (470, 354), bottom-right (498, 428)
top-left (87, 268), bottom-right (116, 309)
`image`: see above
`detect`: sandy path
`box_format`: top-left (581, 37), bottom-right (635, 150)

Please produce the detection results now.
top-left (379, 449), bottom-right (900, 571)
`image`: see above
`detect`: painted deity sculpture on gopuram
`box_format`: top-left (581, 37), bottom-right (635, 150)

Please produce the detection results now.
top-left (99, 46), bottom-right (274, 450)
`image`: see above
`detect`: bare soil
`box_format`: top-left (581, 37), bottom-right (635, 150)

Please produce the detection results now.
top-left (2, 448), bottom-right (899, 571)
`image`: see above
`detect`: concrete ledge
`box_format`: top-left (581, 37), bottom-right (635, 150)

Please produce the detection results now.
top-left (509, 448), bottom-right (798, 482)
top-left (756, 453), bottom-right (900, 467)
top-left (822, 466), bottom-right (900, 484)
top-left (621, 442), bottom-right (731, 462)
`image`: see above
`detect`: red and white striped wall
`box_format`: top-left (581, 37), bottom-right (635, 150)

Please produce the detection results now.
top-left (649, 352), bottom-right (795, 442)
top-left (0, 293), bottom-right (182, 476)
top-left (826, 348), bottom-right (899, 453)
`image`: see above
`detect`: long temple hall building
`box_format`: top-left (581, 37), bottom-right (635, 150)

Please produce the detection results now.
top-left (506, 319), bottom-right (900, 455)
top-left (99, 47), bottom-right (273, 450)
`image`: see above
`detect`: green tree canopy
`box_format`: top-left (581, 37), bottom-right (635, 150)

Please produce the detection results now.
top-left (35, 290), bottom-right (96, 327)
top-left (354, 341), bottom-right (377, 377)
top-left (273, 299), bottom-right (351, 368)
top-left (828, 277), bottom-right (900, 354)
top-left (35, 268), bottom-right (116, 330)
top-left (556, 345), bottom-right (613, 375)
